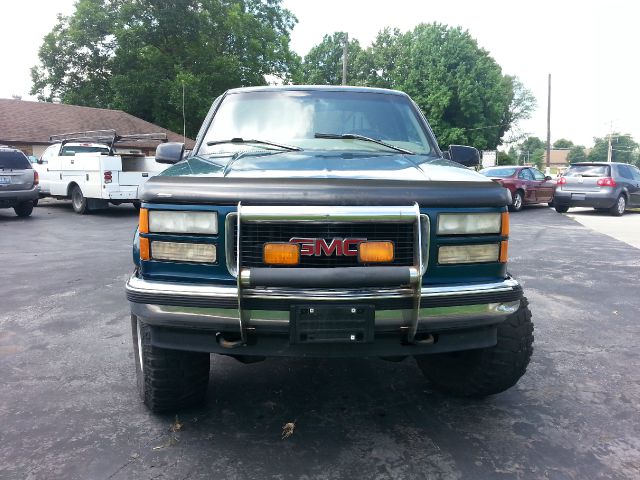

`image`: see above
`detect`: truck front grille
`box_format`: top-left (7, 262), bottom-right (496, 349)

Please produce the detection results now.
top-left (234, 222), bottom-right (414, 268)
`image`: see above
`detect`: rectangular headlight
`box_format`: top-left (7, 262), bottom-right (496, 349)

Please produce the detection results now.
top-left (437, 213), bottom-right (501, 235)
top-left (151, 241), bottom-right (216, 263)
top-left (438, 244), bottom-right (499, 264)
top-left (149, 210), bottom-right (218, 235)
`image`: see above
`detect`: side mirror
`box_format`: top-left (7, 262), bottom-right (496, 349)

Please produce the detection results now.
top-left (155, 142), bottom-right (185, 164)
top-left (448, 145), bottom-right (480, 167)
top-left (545, 175), bottom-right (552, 181)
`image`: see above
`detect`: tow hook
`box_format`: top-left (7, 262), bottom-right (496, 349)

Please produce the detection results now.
top-left (412, 333), bottom-right (435, 345)
top-left (216, 333), bottom-right (244, 349)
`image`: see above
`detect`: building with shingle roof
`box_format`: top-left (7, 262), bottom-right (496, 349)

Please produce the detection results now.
top-left (0, 98), bottom-right (194, 157)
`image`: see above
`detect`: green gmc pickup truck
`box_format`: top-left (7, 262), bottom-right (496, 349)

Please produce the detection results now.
top-left (126, 86), bottom-right (533, 412)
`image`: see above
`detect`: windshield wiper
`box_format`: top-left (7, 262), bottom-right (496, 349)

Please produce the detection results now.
top-left (314, 132), bottom-right (414, 155)
top-left (206, 137), bottom-right (302, 151)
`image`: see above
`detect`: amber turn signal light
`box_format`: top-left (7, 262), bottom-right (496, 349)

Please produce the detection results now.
top-left (358, 241), bottom-right (394, 263)
top-left (501, 211), bottom-right (510, 237)
top-left (139, 208), bottom-right (149, 234)
top-left (140, 237), bottom-right (151, 261)
top-left (263, 243), bottom-right (300, 265)
top-left (499, 240), bottom-right (509, 263)
top-left (138, 208), bottom-right (150, 260)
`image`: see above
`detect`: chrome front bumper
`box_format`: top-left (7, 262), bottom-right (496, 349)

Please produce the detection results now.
top-left (126, 273), bottom-right (522, 334)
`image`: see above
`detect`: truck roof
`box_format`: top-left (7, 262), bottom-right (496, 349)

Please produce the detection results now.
top-left (225, 85), bottom-right (408, 96)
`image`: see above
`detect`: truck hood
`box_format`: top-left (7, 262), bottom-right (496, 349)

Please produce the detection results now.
top-left (141, 150), bottom-right (511, 207)
top-left (157, 150), bottom-right (488, 183)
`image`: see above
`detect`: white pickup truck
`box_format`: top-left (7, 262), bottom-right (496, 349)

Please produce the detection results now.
top-left (35, 131), bottom-right (168, 213)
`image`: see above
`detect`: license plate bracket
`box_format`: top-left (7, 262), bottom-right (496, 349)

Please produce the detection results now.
top-left (290, 305), bottom-right (375, 344)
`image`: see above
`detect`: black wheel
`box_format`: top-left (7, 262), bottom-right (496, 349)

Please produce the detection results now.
top-left (547, 200), bottom-right (554, 208)
top-left (131, 315), bottom-right (210, 413)
top-left (132, 200), bottom-right (141, 211)
top-left (555, 205), bottom-right (569, 213)
top-left (70, 185), bottom-right (90, 214)
top-left (509, 190), bottom-right (524, 212)
top-left (415, 297), bottom-right (534, 397)
top-left (32, 198), bottom-right (38, 207)
top-left (609, 195), bottom-right (626, 217)
top-left (14, 201), bottom-right (34, 217)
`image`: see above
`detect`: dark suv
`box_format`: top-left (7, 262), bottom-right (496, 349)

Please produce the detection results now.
top-left (0, 147), bottom-right (39, 217)
top-left (554, 162), bottom-right (640, 216)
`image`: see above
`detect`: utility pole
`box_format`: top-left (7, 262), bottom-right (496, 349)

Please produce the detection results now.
top-left (546, 73), bottom-right (551, 169)
top-left (607, 120), bottom-right (613, 163)
top-left (342, 32), bottom-right (348, 86)
top-left (182, 81), bottom-right (186, 144)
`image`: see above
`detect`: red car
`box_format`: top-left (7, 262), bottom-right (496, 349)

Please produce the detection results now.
top-left (480, 166), bottom-right (556, 211)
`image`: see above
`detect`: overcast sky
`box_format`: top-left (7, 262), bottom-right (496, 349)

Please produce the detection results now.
top-left (2, 0), bottom-right (637, 148)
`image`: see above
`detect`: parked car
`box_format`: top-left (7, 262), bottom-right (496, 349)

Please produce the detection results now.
top-left (0, 146), bottom-right (39, 217)
top-left (554, 162), bottom-right (640, 216)
top-left (125, 86), bottom-right (533, 412)
top-left (480, 166), bottom-right (556, 211)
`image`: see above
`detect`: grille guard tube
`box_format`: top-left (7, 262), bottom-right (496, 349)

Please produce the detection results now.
top-left (241, 266), bottom-right (420, 288)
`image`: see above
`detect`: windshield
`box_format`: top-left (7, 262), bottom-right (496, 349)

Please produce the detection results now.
top-left (61, 145), bottom-right (110, 156)
top-left (199, 90), bottom-right (435, 155)
top-left (0, 150), bottom-right (31, 169)
top-left (565, 164), bottom-right (610, 177)
top-left (480, 167), bottom-right (517, 178)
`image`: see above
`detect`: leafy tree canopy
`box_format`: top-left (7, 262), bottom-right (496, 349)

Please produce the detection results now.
top-left (587, 134), bottom-right (638, 164)
top-left (566, 145), bottom-right (587, 163)
top-left (31, 0), bottom-right (299, 138)
top-left (553, 138), bottom-right (573, 149)
top-left (515, 136), bottom-right (545, 164)
top-left (297, 32), bottom-right (371, 86)
top-left (531, 148), bottom-right (545, 170)
top-left (300, 23), bottom-right (536, 150)
top-left (497, 151), bottom-right (516, 166)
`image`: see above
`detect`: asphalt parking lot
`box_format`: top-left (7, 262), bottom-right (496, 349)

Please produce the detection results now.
top-left (1, 200), bottom-right (639, 480)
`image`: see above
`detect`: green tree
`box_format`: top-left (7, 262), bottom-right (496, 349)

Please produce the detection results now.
top-left (497, 151), bottom-right (516, 165)
top-left (553, 138), bottom-right (574, 149)
top-left (359, 28), bottom-right (411, 88)
top-left (31, 0), bottom-right (298, 138)
top-left (300, 23), bottom-right (536, 150)
top-left (516, 136), bottom-right (545, 163)
top-left (566, 145), bottom-right (587, 163)
top-left (531, 148), bottom-right (545, 170)
top-left (397, 24), bottom-right (518, 150)
top-left (299, 32), bottom-right (369, 86)
top-left (588, 134), bottom-right (638, 163)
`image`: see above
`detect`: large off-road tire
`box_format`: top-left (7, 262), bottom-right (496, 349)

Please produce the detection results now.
top-left (415, 297), bottom-right (534, 397)
top-left (555, 205), bottom-right (569, 213)
top-left (131, 315), bottom-right (210, 413)
top-left (509, 190), bottom-right (524, 212)
top-left (609, 195), bottom-right (626, 217)
top-left (14, 201), bottom-right (34, 217)
top-left (70, 184), bottom-right (90, 214)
